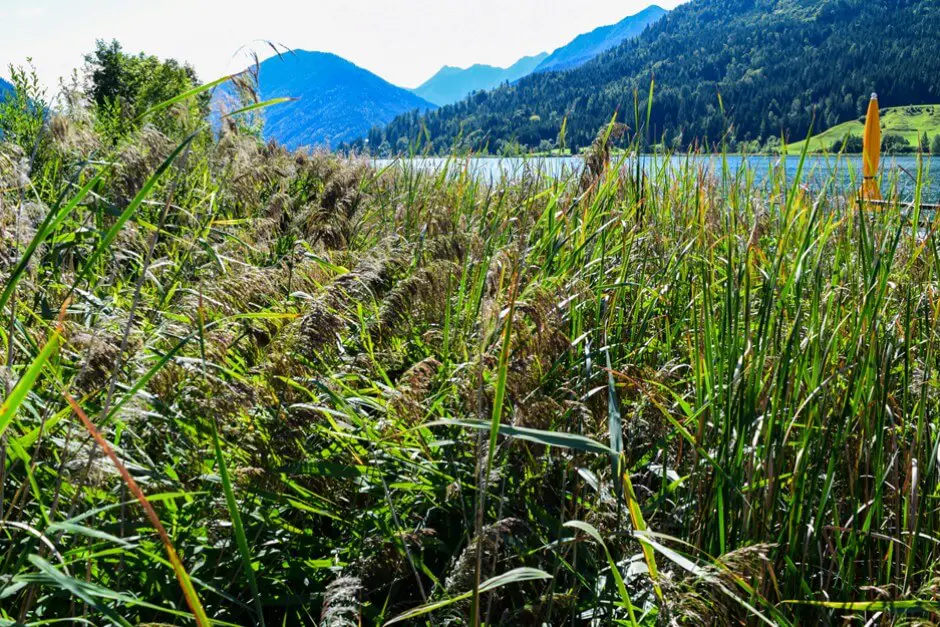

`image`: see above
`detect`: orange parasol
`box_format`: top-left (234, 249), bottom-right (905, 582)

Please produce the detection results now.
top-left (860, 92), bottom-right (882, 201)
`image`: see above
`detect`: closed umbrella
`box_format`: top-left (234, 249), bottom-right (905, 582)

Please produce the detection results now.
top-left (861, 92), bottom-right (882, 201)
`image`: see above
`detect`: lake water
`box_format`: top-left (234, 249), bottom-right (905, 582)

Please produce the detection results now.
top-left (376, 154), bottom-right (940, 203)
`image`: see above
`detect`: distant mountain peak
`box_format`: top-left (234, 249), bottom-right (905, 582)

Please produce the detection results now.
top-left (404, 6), bottom-right (667, 108)
top-left (412, 52), bottom-right (548, 106)
top-left (219, 49), bottom-right (435, 150)
top-left (535, 4), bottom-right (668, 73)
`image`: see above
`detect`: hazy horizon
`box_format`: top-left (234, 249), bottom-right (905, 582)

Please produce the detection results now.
top-left (0, 0), bottom-right (685, 93)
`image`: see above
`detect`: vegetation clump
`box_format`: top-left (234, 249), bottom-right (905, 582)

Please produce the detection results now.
top-left (1, 48), bottom-right (940, 626)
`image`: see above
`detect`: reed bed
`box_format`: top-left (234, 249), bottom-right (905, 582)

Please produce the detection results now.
top-left (1, 81), bottom-right (939, 626)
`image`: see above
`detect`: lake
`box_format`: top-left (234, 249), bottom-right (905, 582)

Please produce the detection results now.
top-left (375, 154), bottom-right (940, 202)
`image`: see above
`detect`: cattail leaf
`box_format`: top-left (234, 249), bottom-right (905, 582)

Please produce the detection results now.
top-left (564, 519), bottom-right (606, 546)
top-left (564, 520), bottom-right (639, 624)
top-left (222, 97), bottom-right (296, 119)
top-left (21, 554), bottom-right (213, 623)
top-left (135, 74), bottom-right (233, 122)
top-left (56, 492), bottom-right (198, 526)
top-left (632, 530), bottom-right (702, 576)
top-left (64, 395), bottom-right (211, 627)
top-left (634, 531), bottom-right (779, 626)
top-left (0, 331), bottom-right (60, 440)
top-left (785, 599), bottom-right (940, 612)
top-left (211, 418), bottom-right (266, 626)
top-left (424, 418), bottom-right (613, 455)
top-left (233, 312), bottom-right (301, 320)
top-left (280, 461), bottom-right (366, 479)
top-left (477, 566), bottom-right (551, 592)
top-left (45, 522), bottom-right (135, 548)
top-left (384, 567), bottom-right (551, 625)
top-left (605, 351), bottom-right (662, 600)
top-left (25, 555), bottom-right (133, 627)
top-left (606, 349), bottom-right (623, 489)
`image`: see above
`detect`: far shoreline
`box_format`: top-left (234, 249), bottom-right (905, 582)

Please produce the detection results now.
top-left (368, 151), bottom-right (936, 159)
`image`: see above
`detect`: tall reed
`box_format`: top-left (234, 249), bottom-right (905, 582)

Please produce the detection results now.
top-left (0, 75), bottom-right (938, 626)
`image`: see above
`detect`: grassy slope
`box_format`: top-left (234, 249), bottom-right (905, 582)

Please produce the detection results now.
top-left (790, 104), bottom-right (940, 153)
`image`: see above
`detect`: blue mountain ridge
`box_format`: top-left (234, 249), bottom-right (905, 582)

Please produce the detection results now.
top-left (535, 5), bottom-right (667, 72)
top-left (215, 6), bottom-right (666, 149)
top-left (218, 51), bottom-right (437, 150)
top-left (411, 52), bottom-right (548, 106)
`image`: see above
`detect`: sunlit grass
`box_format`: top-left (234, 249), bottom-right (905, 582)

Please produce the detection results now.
top-left (1, 76), bottom-right (939, 626)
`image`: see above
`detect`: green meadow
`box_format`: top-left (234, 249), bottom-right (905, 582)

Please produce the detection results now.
top-left (791, 104), bottom-right (940, 154)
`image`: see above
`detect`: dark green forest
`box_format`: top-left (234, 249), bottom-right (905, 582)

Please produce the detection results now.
top-left (361, 0), bottom-right (940, 154)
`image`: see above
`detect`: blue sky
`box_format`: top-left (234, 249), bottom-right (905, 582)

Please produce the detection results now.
top-left (0, 0), bottom-right (685, 93)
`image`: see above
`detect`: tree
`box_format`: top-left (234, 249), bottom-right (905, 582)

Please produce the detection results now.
top-left (83, 39), bottom-right (202, 137)
top-left (537, 139), bottom-right (555, 154)
top-left (920, 131), bottom-right (931, 153)
top-left (0, 61), bottom-right (48, 156)
top-left (831, 134), bottom-right (863, 153)
top-left (881, 133), bottom-right (913, 154)
top-left (932, 134), bottom-right (940, 155)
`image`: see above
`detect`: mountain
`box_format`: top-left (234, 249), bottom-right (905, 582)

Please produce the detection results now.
top-left (226, 51), bottom-right (436, 149)
top-left (412, 53), bottom-right (548, 106)
top-left (408, 6), bottom-right (667, 107)
top-left (0, 78), bottom-right (12, 100)
top-left (370, 0), bottom-right (940, 154)
top-left (534, 5), bottom-right (667, 73)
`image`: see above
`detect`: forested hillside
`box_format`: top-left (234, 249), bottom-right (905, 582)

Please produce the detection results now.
top-left (534, 5), bottom-right (666, 73)
top-left (366, 0), bottom-right (940, 154)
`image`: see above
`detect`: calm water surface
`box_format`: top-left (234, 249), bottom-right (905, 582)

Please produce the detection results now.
top-left (376, 155), bottom-right (940, 202)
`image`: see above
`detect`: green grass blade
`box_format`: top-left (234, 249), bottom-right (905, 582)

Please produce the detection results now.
top-left (385, 567), bottom-right (551, 625)
top-left (222, 97), bottom-right (296, 119)
top-left (425, 418), bottom-right (613, 455)
top-left (211, 417), bottom-right (266, 626)
top-left (564, 520), bottom-right (639, 625)
top-left (0, 168), bottom-right (108, 313)
top-left (135, 74), bottom-right (233, 123)
top-left (0, 330), bottom-right (60, 439)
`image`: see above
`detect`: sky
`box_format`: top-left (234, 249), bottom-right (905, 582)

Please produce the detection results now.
top-left (0, 0), bottom-right (685, 93)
